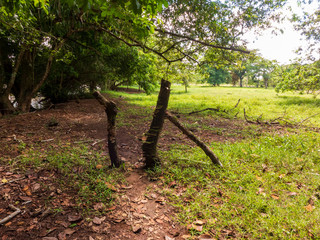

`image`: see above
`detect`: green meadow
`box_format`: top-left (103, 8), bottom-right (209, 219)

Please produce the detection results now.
top-left (109, 85), bottom-right (320, 126)
top-left (110, 85), bottom-right (320, 239)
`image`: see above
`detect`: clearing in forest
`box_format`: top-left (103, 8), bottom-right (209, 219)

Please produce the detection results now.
top-left (0, 86), bottom-right (319, 240)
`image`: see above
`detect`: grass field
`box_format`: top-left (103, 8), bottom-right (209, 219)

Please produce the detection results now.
top-left (109, 85), bottom-right (320, 239)
top-left (108, 85), bottom-right (320, 126)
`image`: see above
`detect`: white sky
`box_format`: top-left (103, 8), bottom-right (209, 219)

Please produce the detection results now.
top-left (245, 0), bottom-right (319, 64)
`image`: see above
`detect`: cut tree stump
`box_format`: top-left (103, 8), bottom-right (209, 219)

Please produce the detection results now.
top-left (93, 91), bottom-right (122, 168)
top-left (142, 79), bottom-right (171, 169)
top-left (165, 111), bottom-right (223, 167)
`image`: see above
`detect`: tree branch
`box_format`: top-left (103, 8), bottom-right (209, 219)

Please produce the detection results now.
top-left (155, 28), bottom-right (250, 54)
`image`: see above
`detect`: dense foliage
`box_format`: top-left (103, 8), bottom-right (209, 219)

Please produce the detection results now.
top-left (0, 0), bottom-right (290, 114)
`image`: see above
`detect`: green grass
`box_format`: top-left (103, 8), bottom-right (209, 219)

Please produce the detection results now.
top-left (105, 85), bottom-right (320, 126)
top-left (158, 132), bottom-right (320, 239)
top-left (8, 143), bottom-right (124, 208)
top-left (109, 85), bottom-right (320, 239)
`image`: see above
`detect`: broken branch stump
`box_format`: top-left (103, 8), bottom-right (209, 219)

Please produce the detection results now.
top-left (142, 79), bottom-right (171, 169)
top-left (93, 91), bottom-right (121, 168)
top-left (165, 111), bottom-right (223, 167)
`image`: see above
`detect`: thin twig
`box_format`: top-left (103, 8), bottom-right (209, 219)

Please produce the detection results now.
top-left (0, 205), bottom-right (21, 225)
top-left (91, 139), bottom-right (106, 146)
top-left (299, 112), bottom-right (320, 125)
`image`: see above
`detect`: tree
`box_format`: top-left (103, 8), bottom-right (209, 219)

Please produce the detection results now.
top-left (0, 0), bottom-right (167, 114)
top-left (202, 66), bottom-right (231, 86)
top-left (273, 61), bottom-right (320, 96)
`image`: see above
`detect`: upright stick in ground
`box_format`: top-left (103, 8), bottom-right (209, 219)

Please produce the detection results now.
top-left (142, 79), bottom-right (171, 169)
top-left (165, 111), bottom-right (223, 167)
top-left (93, 91), bottom-right (121, 168)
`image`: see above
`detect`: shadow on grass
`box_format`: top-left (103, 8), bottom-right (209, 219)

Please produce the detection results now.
top-left (277, 95), bottom-right (320, 107)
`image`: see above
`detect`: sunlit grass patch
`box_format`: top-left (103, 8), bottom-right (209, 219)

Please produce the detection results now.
top-left (105, 85), bottom-right (320, 126)
top-left (159, 132), bottom-right (320, 239)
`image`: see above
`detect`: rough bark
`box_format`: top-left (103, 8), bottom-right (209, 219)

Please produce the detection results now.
top-left (14, 49), bottom-right (35, 112)
top-left (165, 111), bottom-right (223, 167)
top-left (142, 79), bottom-right (171, 169)
top-left (93, 91), bottom-right (122, 168)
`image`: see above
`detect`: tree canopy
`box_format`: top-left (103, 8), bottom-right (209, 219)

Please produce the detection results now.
top-left (0, 0), bottom-right (290, 114)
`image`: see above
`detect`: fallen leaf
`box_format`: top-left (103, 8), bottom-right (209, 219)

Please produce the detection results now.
top-left (105, 182), bottom-right (117, 192)
top-left (25, 190), bottom-right (32, 196)
top-left (93, 203), bottom-right (105, 211)
top-left (287, 192), bottom-right (298, 196)
top-left (1, 178), bottom-right (8, 183)
top-left (304, 204), bottom-right (314, 212)
top-left (32, 183), bottom-right (41, 192)
top-left (193, 220), bottom-right (206, 225)
top-left (155, 197), bottom-right (165, 204)
top-left (67, 214), bottom-right (82, 222)
top-left (255, 176), bottom-right (263, 182)
top-left (165, 235), bottom-right (175, 240)
top-left (182, 235), bottom-right (192, 239)
top-left (256, 188), bottom-right (265, 196)
top-left (198, 234), bottom-right (214, 240)
top-left (64, 228), bottom-right (76, 235)
top-left (105, 206), bottom-right (116, 211)
top-left (271, 194), bottom-right (279, 200)
top-left (120, 185), bottom-right (133, 190)
top-left (58, 228), bottom-right (76, 240)
top-left (96, 164), bottom-right (103, 170)
top-left (93, 217), bottom-right (105, 225)
top-left (19, 196), bottom-right (32, 201)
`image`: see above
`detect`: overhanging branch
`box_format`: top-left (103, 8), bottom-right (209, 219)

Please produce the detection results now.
top-left (155, 28), bottom-right (250, 54)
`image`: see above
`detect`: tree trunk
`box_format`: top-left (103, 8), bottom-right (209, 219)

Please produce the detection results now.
top-left (142, 79), bottom-right (171, 169)
top-left (0, 94), bottom-right (15, 116)
top-left (165, 111), bottom-right (222, 167)
top-left (239, 77), bottom-right (243, 87)
top-left (14, 49), bottom-right (34, 112)
top-left (93, 91), bottom-right (122, 168)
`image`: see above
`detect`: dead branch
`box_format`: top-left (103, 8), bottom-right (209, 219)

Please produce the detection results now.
top-left (165, 111), bottom-right (222, 167)
top-left (243, 108), bottom-right (255, 124)
top-left (188, 107), bottom-right (224, 115)
top-left (93, 91), bottom-right (122, 168)
top-left (231, 99), bottom-right (241, 110)
top-left (299, 112), bottom-right (320, 125)
top-left (155, 28), bottom-right (250, 54)
top-left (181, 99), bottom-right (241, 116)
top-left (91, 138), bottom-right (106, 146)
top-left (0, 205), bottom-right (21, 225)
top-left (0, 176), bottom-right (26, 186)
